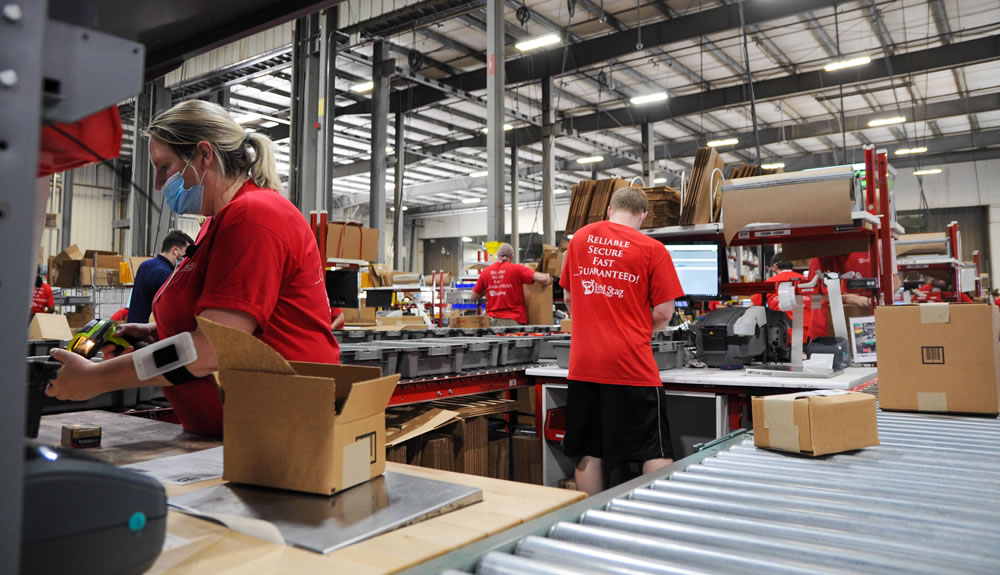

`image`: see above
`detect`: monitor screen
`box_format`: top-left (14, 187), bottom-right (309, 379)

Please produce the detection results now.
top-left (663, 243), bottom-right (723, 299)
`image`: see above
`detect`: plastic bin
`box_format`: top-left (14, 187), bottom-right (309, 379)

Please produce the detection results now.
top-left (333, 329), bottom-right (375, 343)
top-left (27, 340), bottom-right (62, 357)
top-left (489, 336), bottom-right (542, 365)
top-left (437, 337), bottom-right (500, 370)
top-left (369, 340), bottom-right (466, 378)
top-left (340, 344), bottom-right (399, 376)
top-left (652, 340), bottom-right (686, 370)
top-left (537, 333), bottom-right (572, 359)
top-left (552, 340), bottom-right (570, 369)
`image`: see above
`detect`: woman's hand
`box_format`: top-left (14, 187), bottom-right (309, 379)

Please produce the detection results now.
top-left (102, 322), bottom-right (158, 359)
top-left (45, 349), bottom-right (108, 401)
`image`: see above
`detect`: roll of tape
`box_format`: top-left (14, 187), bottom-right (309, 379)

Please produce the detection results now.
top-left (777, 282), bottom-right (796, 312)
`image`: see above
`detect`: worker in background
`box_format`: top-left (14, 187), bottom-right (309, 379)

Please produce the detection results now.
top-left (472, 243), bottom-right (552, 327)
top-left (993, 289), bottom-right (1000, 307)
top-left (750, 256), bottom-right (810, 342)
top-left (128, 229), bottom-right (193, 323)
top-left (332, 307), bottom-right (345, 330)
top-left (561, 186), bottom-right (685, 495)
top-left (807, 253), bottom-right (874, 340)
top-left (45, 100), bottom-right (340, 437)
top-left (30, 272), bottom-right (54, 318)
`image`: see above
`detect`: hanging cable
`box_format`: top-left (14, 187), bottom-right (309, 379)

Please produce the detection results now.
top-left (737, 0), bottom-right (762, 166)
top-left (835, 4), bottom-right (848, 161)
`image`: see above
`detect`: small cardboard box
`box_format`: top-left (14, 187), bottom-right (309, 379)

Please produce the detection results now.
top-left (28, 313), bottom-right (73, 341)
top-left (84, 249), bottom-right (123, 270)
top-left (523, 283), bottom-right (553, 326)
top-left (344, 306), bottom-right (377, 326)
top-left (199, 318), bottom-right (400, 495)
top-left (875, 303), bottom-right (1000, 414)
top-left (452, 315), bottom-right (489, 329)
top-left (64, 306), bottom-right (94, 331)
top-left (560, 318), bottom-right (572, 333)
top-left (328, 223), bottom-right (379, 262)
top-left (49, 245), bottom-right (84, 288)
top-left (752, 390), bottom-right (879, 456)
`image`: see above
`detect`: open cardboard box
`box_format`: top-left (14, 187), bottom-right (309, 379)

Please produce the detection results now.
top-left (199, 318), bottom-right (401, 495)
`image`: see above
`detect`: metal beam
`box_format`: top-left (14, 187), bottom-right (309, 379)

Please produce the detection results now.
top-left (394, 111), bottom-right (405, 270)
top-left (511, 143), bottom-right (519, 262)
top-left (60, 171), bottom-right (73, 251)
top-left (370, 40), bottom-right (390, 262)
top-left (541, 77), bottom-right (556, 247)
top-left (317, 7), bottom-right (336, 212)
top-left (288, 15), bottom-right (319, 213)
top-left (336, 0), bottom-right (843, 116)
top-left (486, 0), bottom-right (505, 242)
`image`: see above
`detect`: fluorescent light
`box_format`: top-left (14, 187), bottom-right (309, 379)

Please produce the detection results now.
top-left (468, 170), bottom-right (488, 178)
top-left (824, 56), bottom-right (871, 72)
top-left (895, 147), bottom-right (928, 155)
top-left (480, 124), bottom-right (514, 133)
top-left (707, 138), bottom-right (738, 147)
top-left (461, 198), bottom-right (481, 204)
top-left (389, 205), bottom-right (408, 212)
top-left (630, 92), bottom-right (669, 105)
top-left (461, 236), bottom-right (473, 242)
top-left (515, 33), bottom-right (560, 52)
top-left (868, 116), bottom-right (906, 127)
top-left (761, 162), bottom-right (785, 170)
top-left (234, 113), bottom-right (262, 125)
top-left (652, 177), bottom-right (667, 184)
top-left (577, 155), bottom-right (604, 164)
top-left (350, 81), bottom-right (374, 93)
top-left (567, 234), bottom-right (574, 239)
top-left (554, 188), bottom-right (568, 195)
top-left (913, 168), bottom-right (942, 176)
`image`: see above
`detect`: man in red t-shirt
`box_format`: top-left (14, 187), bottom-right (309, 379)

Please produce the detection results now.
top-left (807, 253), bottom-right (875, 340)
top-left (560, 186), bottom-right (685, 495)
top-left (749, 258), bottom-right (810, 343)
top-left (30, 274), bottom-right (55, 316)
top-left (472, 243), bottom-right (551, 326)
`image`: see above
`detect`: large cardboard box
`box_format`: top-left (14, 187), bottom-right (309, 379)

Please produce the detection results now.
top-left (523, 283), bottom-right (553, 326)
top-left (64, 306), bottom-right (94, 331)
top-left (752, 390), bottom-right (879, 456)
top-left (452, 315), bottom-right (489, 329)
top-left (28, 313), bottom-right (73, 341)
top-left (84, 250), bottom-right (123, 270)
top-left (875, 303), bottom-right (1000, 414)
top-left (49, 245), bottom-right (84, 288)
top-left (327, 223), bottom-right (379, 262)
top-left (199, 318), bottom-right (400, 495)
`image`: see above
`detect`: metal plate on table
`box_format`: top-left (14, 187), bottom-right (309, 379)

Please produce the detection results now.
top-left (168, 471), bottom-right (483, 554)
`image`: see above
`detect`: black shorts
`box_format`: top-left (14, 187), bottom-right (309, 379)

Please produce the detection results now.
top-left (563, 380), bottom-right (673, 463)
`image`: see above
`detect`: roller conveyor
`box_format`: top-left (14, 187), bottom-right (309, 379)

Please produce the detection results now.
top-left (406, 410), bottom-right (1000, 575)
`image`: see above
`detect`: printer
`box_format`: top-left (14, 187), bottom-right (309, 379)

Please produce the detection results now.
top-left (21, 441), bottom-right (167, 575)
top-left (693, 306), bottom-right (791, 367)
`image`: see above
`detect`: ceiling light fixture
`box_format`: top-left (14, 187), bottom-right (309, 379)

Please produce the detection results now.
top-left (461, 198), bottom-right (481, 204)
top-left (895, 147), bottom-right (928, 155)
top-left (515, 33), bottom-right (560, 52)
top-left (576, 155), bottom-right (604, 164)
top-left (554, 188), bottom-right (568, 194)
top-left (350, 81), bottom-right (374, 93)
top-left (652, 177), bottom-right (667, 184)
top-left (761, 162), bottom-right (785, 170)
top-left (468, 170), bottom-right (488, 178)
top-left (824, 55), bottom-right (871, 72)
top-left (630, 92), bottom-right (669, 105)
top-left (461, 236), bottom-right (473, 242)
top-left (707, 138), bottom-right (738, 147)
top-left (913, 168), bottom-right (942, 176)
top-left (481, 124), bottom-right (514, 133)
top-left (868, 116), bottom-right (906, 127)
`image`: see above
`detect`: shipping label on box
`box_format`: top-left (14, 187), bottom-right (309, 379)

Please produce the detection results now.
top-left (752, 390), bottom-right (879, 456)
top-left (875, 303), bottom-right (1000, 415)
top-left (199, 318), bottom-right (400, 495)
top-left (327, 223), bottom-right (379, 262)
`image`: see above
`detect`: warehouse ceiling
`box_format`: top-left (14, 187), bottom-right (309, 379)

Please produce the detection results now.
top-left (128, 0), bottom-right (999, 219)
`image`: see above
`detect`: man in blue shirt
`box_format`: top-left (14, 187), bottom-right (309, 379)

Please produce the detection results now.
top-left (127, 230), bottom-right (193, 323)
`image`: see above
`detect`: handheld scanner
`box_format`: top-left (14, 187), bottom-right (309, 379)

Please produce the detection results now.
top-left (67, 320), bottom-right (106, 359)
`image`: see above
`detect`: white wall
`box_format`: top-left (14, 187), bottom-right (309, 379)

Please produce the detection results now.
top-left (414, 202), bottom-right (571, 240)
top-left (894, 158), bottom-right (1000, 211)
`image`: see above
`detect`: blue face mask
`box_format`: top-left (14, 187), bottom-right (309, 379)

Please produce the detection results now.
top-left (160, 159), bottom-right (205, 215)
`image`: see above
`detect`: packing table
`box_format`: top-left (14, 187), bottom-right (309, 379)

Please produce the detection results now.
top-left (35, 410), bottom-right (585, 574)
top-left (525, 365), bottom-right (879, 486)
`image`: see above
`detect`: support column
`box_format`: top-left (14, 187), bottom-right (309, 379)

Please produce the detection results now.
top-left (510, 144), bottom-right (519, 262)
top-left (485, 0), bottom-right (505, 243)
top-left (989, 205), bottom-right (1000, 292)
top-left (394, 111), bottom-right (405, 270)
top-left (316, 7), bottom-right (337, 212)
top-left (289, 15), bottom-right (319, 214)
top-left (60, 170), bottom-right (73, 250)
top-left (540, 76), bottom-right (556, 245)
top-left (369, 40), bottom-right (390, 263)
top-left (130, 79), bottom-right (172, 257)
top-left (642, 122), bottom-right (656, 185)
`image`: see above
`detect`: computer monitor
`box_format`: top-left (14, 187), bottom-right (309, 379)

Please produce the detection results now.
top-left (663, 242), bottom-right (724, 299)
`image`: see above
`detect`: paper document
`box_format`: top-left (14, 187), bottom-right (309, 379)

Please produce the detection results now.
top-left (123, 446), bottom-right (224, 485)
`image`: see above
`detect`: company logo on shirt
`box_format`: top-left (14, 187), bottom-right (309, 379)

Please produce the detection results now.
top-left (581, 279), bottom-right (624, 299)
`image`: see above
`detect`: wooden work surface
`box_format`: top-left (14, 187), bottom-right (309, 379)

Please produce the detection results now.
top-left (37, 411), bottom-right (584, 574)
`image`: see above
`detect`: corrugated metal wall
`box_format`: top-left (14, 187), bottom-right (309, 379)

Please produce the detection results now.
top-left (338, 0), bottom-right (423, 44)
top-left (163, 22), bottom-right (294, 87)
top-left (70, 163), bottom-right (116, 252)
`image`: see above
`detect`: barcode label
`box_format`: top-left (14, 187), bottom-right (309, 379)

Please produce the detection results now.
top-left (921, 346), bottom-right (945, 364)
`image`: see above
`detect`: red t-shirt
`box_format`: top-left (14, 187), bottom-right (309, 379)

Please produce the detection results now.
top-left (31, 283), bottom-right (54, 314)
top-left (474, 261), bottom-right (536, 324)
top-left (152, 181), bottom-right (340, 436)
top-left (808, 254), bottom-right (874, 340)
top-left (560, 221), bottom-right (685, 386)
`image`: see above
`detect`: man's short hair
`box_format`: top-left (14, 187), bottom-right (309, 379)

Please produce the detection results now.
top-left (161, 230), bottom-right (194, 253)
top-left (496, 243), bottom-right (514, 259)
top-left (609, 186), bottom-right (649, 215)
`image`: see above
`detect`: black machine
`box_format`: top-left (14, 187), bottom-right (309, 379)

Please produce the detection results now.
top-left (21, 441), bottom-right (167, 575)
top-left (693, 306), bottom-right (791, 367)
